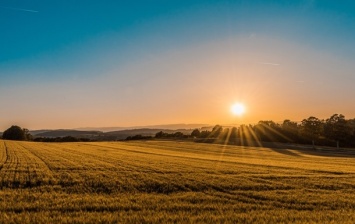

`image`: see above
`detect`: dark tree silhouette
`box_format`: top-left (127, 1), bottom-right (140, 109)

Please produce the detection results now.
top-left (348, 119), bottom-right (355, 146)
top-left (199, 130), bottom-right (211, 138)
top-left (189, 114), bottom-right (355, 148)
top-left (155, 131), bottom-right (165, 138)
top-left (23, 128), bottom-right (33, 141)
top-left (190, 129), bottom-right (201, 138)
top-left (173, 132), bottom-right (184, 138)
top-left (229, 127), bottom-right (238, 144)
top-left (255, 121), bottom-right (281, 142)
top-left (324, 114), bottom-right (349, 148)
top-left (220, 128), bottom-right (230, 141)
top-left (211, 125), bottom-right (223, 138)
top-left (281, 119), bottom-right (299, 142)
top-left (301, 116), bottom-right (323, 147)
top-left (2, 125), bottom-right (31, 141)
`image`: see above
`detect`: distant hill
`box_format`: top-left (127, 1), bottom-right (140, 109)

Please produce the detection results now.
top-left (104, 128), bottom-right (193, 140)
top-left (31, 128), bottom-right (193, 141)
top-left (75, 124), bottom-right (207, 132)
top-left (33, 130), bottom-right (103, 139)
top-left (29, 130), bottom-right (52, 136)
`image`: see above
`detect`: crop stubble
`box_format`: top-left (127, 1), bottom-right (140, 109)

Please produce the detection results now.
top-left (1, 140), bottom-right (355, 223)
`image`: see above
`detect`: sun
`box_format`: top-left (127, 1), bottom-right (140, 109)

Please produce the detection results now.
top-left (231, 103), bottom-right (246, 116)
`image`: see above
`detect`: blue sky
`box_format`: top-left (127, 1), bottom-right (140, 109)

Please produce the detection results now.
top-left (1, 0), bottom-right (355, 129)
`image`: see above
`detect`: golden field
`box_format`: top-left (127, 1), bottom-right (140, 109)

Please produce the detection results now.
top-left (1, 140), bottom-right (355, 223)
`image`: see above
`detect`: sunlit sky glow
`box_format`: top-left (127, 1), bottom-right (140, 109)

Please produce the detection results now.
top-left (1, 0), bottom-right (355, 130)
top-left (231, 103), bottom-right (246, 116)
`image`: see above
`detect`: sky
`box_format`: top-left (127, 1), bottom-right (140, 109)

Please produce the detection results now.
top-left (1, 0), bottom-right (355, 130)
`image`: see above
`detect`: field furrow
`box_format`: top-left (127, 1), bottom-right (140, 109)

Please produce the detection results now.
top-left (1, 140), bottom-right (355, 223)
top-left (0, 142), bottom-right (8, 171)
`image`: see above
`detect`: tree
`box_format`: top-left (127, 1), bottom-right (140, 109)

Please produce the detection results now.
top-left (155, 131), bottom-right (165, 138)
top-left (348, 119), bottom-right (355, 147)
top-left (190, 129), bottom-right (201, 138)
top-left (199, 130), bottom-right (211, 138)
top-left (23, 128), bottom-right (33, 141)
top-left (281, 119), bottom-right (299, 142)
top-left (2, 125), bottom-right (32, 141)
top-left (229, 127), bottom-right (238, 144)
top-left (211, 125), bottom-right (223, 138)
top-left (219, 128), bottom-right (230, 141)
top-left (301, 116), bottom-right (323, 148)
top-left (254, 120), bottom-right (282, 142)
top-left (173, 132), bottom-right (184, 138)
top-left (324, 114), bottom-right (349, 148)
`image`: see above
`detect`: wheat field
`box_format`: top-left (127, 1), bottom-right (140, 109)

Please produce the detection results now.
top-left (1, 140), bottom-right (355, 223)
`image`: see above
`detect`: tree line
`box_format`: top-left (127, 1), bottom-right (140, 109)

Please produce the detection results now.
top-left (151, 114), bottom-right (355, 148)
top-left (187, 114), bottom-right (355, 148)
top-left (2, 114), bottom-right (355, 148)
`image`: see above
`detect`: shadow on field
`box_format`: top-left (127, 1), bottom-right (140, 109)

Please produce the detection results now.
top-left (267, 147), bottom-right (302, 157)
top-left (263, 142), bottom-right (355, 158)
top-left (195, 139), bottom-right (355, 158)
top-left (259, 141), bottom-right (355, 158)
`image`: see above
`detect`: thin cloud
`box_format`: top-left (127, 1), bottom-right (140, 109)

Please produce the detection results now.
top-left (260, 62), bottom-right (280, 66)
top-left (0, 6), bottom-right (38, 13)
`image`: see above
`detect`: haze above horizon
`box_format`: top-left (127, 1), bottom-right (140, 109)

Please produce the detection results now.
top-left (1, 0), bottom-right (355, 130)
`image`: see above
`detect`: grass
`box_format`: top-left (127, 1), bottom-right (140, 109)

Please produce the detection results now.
top-left (1, 140), bottom-right (355, 223)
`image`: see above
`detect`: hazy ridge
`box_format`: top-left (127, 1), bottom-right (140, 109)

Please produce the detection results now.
top-left (30, 127), bottom-right (198, 140)
top-left (74, 123), bottom-right (208, 132)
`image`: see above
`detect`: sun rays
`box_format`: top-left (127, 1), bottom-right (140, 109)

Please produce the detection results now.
top-left (211, 122), bottom-right (296, 165)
